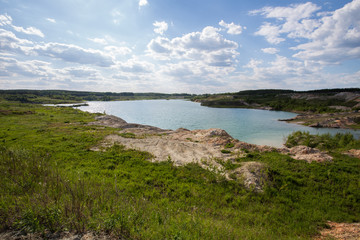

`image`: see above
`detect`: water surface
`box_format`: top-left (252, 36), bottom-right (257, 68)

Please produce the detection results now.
top-left (77, 100), bottom-right (359, 147)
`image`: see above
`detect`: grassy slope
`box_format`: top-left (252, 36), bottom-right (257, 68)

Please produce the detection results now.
top-left (193, 89), bottom-right (360, 113)
top-left (0, 100), bottom-right (359, 239)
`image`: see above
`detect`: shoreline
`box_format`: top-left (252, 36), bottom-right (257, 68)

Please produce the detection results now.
top-left (279, 111), bottom-right (360, 130)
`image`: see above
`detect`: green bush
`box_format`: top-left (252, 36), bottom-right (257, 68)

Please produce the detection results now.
top-left (285, 131), bottom-right (360, 151)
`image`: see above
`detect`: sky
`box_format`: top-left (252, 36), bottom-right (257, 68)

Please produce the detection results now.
top-left (0, 0), bottom-right (359, 94)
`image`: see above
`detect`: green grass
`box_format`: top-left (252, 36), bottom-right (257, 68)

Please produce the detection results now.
top-left (0, 100), bottom-right (359, 239)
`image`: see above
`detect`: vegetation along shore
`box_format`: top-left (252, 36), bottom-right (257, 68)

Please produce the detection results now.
top-left (192, 88), bottom-right (360, 129)
top-left (0, 90), bottom-right (359, 239)
top-left (2, 88), bottom-right (359, 130)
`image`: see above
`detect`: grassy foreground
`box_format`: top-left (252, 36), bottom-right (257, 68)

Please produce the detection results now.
top-left (0, 100), bottom-right (359, 239)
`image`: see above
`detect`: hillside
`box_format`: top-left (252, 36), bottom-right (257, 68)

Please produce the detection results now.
top-left (192, 88), bottom-right (360, 129)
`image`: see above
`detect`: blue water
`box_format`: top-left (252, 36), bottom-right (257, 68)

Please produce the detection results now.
top-left (77, 100), bottom-right (359, 147)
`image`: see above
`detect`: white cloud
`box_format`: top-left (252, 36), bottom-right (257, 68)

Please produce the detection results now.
top-left (0, 13), bottom-right (44, 37)
top-left (219, 20), bottom-right (244, 35)
top-left (139, 0), bottom-right (148, 7)
top-left (0, 28), bottom-right (34, 54)
top-left (292, 0), bottom-right (360, 64)
top-left (0, 13), bottom-right (12, 26)
top-left (65, 67), bottom-right (101, 80)
top-left (12, 25), bottom-right (44, 38)
top-left (0, 55), bottom-right (55, 79)
top-left (252, 2), bottom-right (320, 44)
top-left (252, 0), bottom-right (360, 65)
top-left (104, 46), bottom-right (132, 56)
top-left (254, 22), bottom-right (284, 44)
top-left (115, 57), bottom-right (154, 73)
top-left (147, 26), bottom-right (239, 67)
top-left (242, 55), bottom-right (323, 89)
top-left (261, 48), bottom-right (279, 54)
top-left (34, 42), bottom-right (114, 67)
top-left (251, 2), bottom-right (320, 21)
top-left (46, 18), bottom-right (56, 23)
top-left (153, 21), bottom-right (168, 35)
top-left (89, 37), bottom-right (108, 45)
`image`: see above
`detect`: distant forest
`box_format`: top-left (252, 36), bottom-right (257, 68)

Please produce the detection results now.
top-left (0, 90), bottom-right (195, 104)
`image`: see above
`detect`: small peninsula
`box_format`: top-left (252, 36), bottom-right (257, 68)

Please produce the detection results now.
top-left (192, 88), bottom-right (360, 129)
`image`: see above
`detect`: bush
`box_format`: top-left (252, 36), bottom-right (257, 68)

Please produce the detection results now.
top-left (285, 131), bottom-right (360, 151)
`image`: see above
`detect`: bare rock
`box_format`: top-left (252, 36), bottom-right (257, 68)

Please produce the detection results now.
top-left (288, 145), bottom-right (333, 163)
top-left (345, 149), bottom-right (360, 159)
top-left (89, 115), bottom-right (127, 128)
top-left (231, 162), bottom-right (268, 193)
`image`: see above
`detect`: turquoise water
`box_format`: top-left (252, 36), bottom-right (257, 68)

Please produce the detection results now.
top-left (77, 100), bottom-right (359, 147)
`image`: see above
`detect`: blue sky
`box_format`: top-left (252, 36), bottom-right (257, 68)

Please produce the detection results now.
top-left (0, 0), bottom-right (359, 93)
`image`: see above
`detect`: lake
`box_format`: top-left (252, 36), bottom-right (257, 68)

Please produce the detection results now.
top-left (77, 100), bottom-right (359, 147)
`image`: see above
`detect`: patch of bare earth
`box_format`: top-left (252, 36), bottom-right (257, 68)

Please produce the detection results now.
top-left (315, 222), bottom-right (360, 240)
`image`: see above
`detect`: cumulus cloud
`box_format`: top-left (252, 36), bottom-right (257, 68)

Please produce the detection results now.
top-left (254, 22), bottom-right (285, 44)
top-left (261, 48), bottom-right (279, 54)
top-left (0, 13), bottom-right (12, 26)
top-left (219, 20), bottom-right (244, 35)
top-left (292, 0), bottom-right (360, 64)
top-left (147, 26), bottom-right (239, 66)
top-left (0, 55), bottom-right (55, 79)
top-left (0, 28), bottom-right (33, 54)
top-left (104, 46), bottom-right (132, 56)
top-left (0, 24), bottom-right (116, 68)
top-left (12, 25), bottom-right (44, 38)
top-left (243, 55), bottom-right (322, 87)
top-left (34, 43), bottom-right (114, 67)
top-left (115, 57), bottom-right (154, 73)
top-left (252, 2), bottom-right (320, 44)
top-left (153, 21), bottom-right (168, 35)
top-left (139, 0), bottom-right (148, 7)
top-left (252, 0), bottom-right (360, 65)
top-left (65, 67), bottom-right (101, 80)
top-left (0, 13), bottom-right (44, 37)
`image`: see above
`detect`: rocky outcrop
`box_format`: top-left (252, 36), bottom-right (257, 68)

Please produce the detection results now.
top-left (281, 111), bottom-right (360, 129)
top-left (89, 115), bottom-right (337, 191)
top-left (344, 149), bottom-right (360, 159)
top-left (230, 162), bottom-right (268, 193)
top-left (281, 145), bottom-right (333, 163)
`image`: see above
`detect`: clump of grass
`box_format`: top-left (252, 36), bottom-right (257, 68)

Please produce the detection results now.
top-left (118, 132), bottom-right (136, 138)
top-left (225, 142), bottom-right (235, 148)
top-left (221, 149), bottom-right (231, 154)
